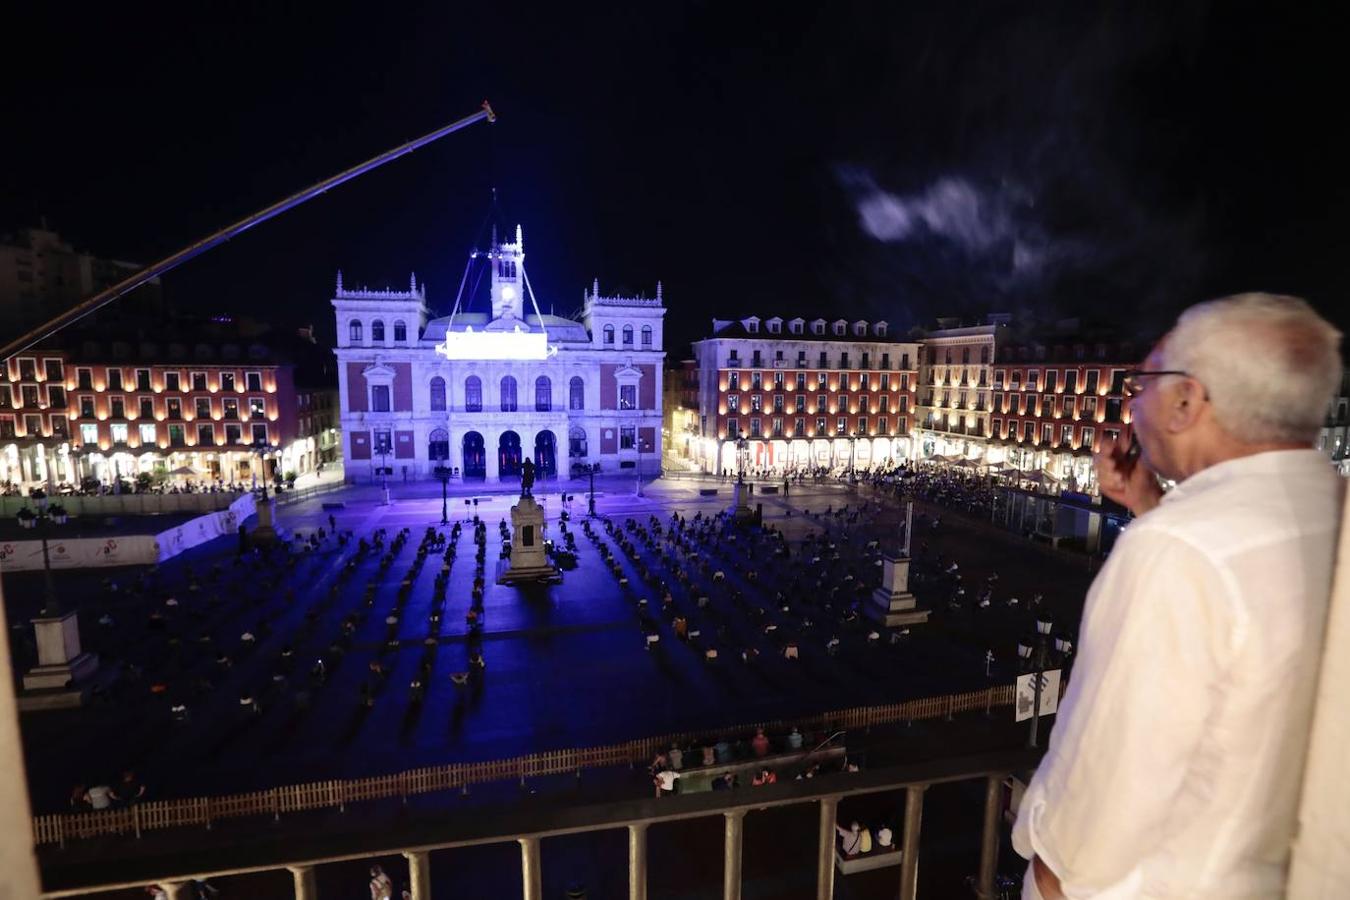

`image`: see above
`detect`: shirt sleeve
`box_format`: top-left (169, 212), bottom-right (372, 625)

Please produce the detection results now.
top-left (1013, 527), bottom-right (1234, 897)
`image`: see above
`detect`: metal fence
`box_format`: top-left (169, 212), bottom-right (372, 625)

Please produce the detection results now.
top-left (33, 683), bottom-right (1016, 847)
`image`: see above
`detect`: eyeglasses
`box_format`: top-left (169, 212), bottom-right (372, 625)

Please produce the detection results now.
top-left (1121, 369), bottom-right (1192, 398)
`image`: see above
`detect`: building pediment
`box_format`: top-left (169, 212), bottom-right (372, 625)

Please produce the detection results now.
top-left (362, 362), bottom-right (396, 381)
top-left (612, 363), bottom-right (643, 379)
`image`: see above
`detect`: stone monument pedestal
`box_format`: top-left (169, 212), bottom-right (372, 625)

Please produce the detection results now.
top-left (497, 495), bottom-right (561, 584)
top-left (252, 494), bottom-right (278, 545)
top-left (866, 555), bottom-right (930, 628)
top-left (20, 611), bottom-right (99, 710)
top-left (728, 479), bottom-right (754, 523)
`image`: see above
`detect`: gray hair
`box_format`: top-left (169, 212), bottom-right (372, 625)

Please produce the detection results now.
top-left (1163, 293), bottom-right (1342, 443)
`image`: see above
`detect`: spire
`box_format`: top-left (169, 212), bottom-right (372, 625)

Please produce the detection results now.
top-left (592, 278), bottom-right (600, 298)
top-left (516, 223), bottom-right (523, 253)
top-left (336, 270), bottom-right (344, 293)
top-left (410, 272), bottom-right (417, 293)
top-left (656, 280), bottom-right (663, 302)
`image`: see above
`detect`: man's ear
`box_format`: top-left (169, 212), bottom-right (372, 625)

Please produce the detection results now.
top-left (1166, 379), bottom-right (1207, 432)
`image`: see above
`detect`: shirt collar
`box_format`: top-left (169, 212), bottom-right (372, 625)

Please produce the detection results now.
top-left (1162, 449), bottom-right (1328, 505)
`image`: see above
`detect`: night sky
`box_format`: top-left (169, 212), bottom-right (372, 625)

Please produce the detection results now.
top-left (3, 2), bottom-right (1346, 355)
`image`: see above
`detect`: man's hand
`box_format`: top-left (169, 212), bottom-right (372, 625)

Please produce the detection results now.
top-left (1033, 855), bottom-right (1067, 900)
top-left (1094, 434), bottom-right (1163, 516)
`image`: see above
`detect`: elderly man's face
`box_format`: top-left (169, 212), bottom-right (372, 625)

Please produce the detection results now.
top-left (1127, 341), bottom-right (1175, 477)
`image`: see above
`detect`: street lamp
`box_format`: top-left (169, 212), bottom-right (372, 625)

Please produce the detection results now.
top-left (17, 488), bottom-right (68, 617)
top-left (375, 438), bottom-right (392, 505)
top-left (434, 450), bottom-right (452, 526)
top-left (636, 436), bottom-right (651, 497)
top-left (251, 438), bottom-right (272, 501)
top-left (734, 435), bottom-right (749, 482)
top-left (1018, 614), bottom-right (1056, 749)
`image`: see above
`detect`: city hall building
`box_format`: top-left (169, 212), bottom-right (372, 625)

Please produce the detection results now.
top-left (332, 226), bottom-right (665, 483)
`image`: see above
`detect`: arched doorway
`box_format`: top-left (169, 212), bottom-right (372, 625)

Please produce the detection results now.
top-left (498, 430), bottom-right (522, 478)
top-left (534, 430), bottom-right (557, 479)
top-left (462, 431), bottom-right (486, 480)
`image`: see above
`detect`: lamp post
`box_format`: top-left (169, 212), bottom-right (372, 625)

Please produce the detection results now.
top-left (1017, 614), bottom-right (1056, 749)
top-left (734, 435), bottom-right (749, 482)
top-left (375, 439), bottom-right (392, 505)
top-left (434, 452), bottom-right (451, 526)
top-left (586, 462), bottom-right (598, 518)
top-left (17, 489), bottom-right (68, 617)
top-left (250, 438), bottom-right (279, 544)
top-left (636, 436), bottom-right (651, 497)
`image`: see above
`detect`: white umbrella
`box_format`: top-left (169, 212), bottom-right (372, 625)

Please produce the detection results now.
top-left (167, 466), bottom-right (200, 478)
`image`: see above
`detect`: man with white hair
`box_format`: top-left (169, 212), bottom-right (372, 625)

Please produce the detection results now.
top-left (1013, 294), bottom-right (1344, 899)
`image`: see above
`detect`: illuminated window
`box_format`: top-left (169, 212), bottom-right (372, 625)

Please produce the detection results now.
top-left (500, 376), bottom-right (518, 412)
top-left (535, 376), bottom-right (552, 412)
top-left (430, 377), bottom-right (446, 411)
top-left (139, 423), bottom-right (157, 444)
top-left (80, 423), bottom-right (98, 444)
top-left (620, 426), bottom-right (636, 449)
top-left (223, 398), bottom-right (239, 419)
top-left (569, 376), bottom-right (584, 410)
top-left (620, 385), bottom-right (637, 410)
top-left (465, 376), bottom-right (482, 412)
top-left (836, 417), bottom-right (846, 435)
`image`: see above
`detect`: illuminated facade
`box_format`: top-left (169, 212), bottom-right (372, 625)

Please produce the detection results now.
top-left (0, 339), bottom-right (298, 489)
top-left (332, 227), bottom-right (665, 482)
top-left (985, 338), bottom-right (1139, 492)
top-left (690, 317), bottom-right (921, 473)
top-left (914, 318), bottom-right (1010, 463)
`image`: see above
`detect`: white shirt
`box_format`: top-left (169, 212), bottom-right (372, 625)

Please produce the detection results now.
top-left (1013, 450), bottom-right (1342, 899)
top-left (657, 770), bottom-right (680, 791)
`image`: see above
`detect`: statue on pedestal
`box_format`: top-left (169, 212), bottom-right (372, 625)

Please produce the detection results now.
top-left (521, 457), bottom-right (536, 497)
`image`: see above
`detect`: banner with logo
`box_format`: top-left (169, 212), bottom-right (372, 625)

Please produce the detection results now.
top-left (0, 493), bottom-right (257, 571)
top-left (1015, 669), bottom-right (1062, 722)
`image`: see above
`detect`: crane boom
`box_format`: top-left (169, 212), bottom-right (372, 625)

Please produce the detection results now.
top-left (0, 100), bottom-right (496, 361)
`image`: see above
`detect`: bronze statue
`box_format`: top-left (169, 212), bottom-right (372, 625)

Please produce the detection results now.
top-left (521, 457), bottom-right (535, 496)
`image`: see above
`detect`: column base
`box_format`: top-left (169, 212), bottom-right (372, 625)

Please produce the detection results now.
top-left (20, 652), bottom-right (99, 709)
top-left (866, 590), bottom-right (930, 628)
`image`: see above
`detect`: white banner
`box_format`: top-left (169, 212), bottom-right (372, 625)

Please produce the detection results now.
top-left (0, 494), bottom-right (256, 571)
top-left (1015, 670), bottom-right (1062, 722)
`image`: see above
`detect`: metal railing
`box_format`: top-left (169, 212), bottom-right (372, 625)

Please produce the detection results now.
top-left (41, 744), bottom-right (1036, 900)
top-left (34, 684), bottom-right (1016, 850)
